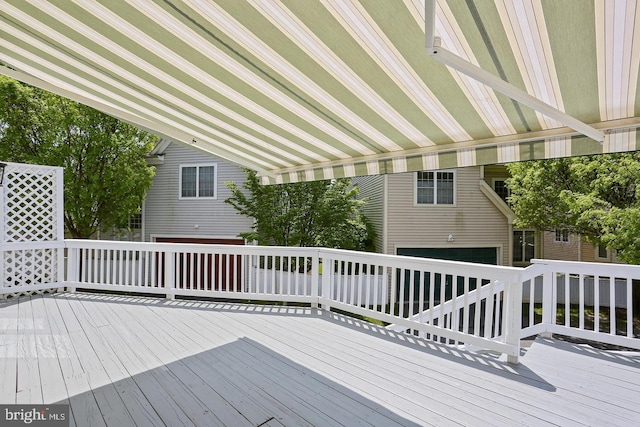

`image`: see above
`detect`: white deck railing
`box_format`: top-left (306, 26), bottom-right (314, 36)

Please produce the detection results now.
top-left (520, 259), bottom-right (639, 350)
top-left (60, 240), bottom-right (524, 362)
top-left (1, 239), bottom-right (639, 363)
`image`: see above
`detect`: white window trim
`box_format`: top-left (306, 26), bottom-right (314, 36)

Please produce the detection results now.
top-left (554, 228), bottom-right (570, 243)
top-left (414, 169), bottom-right (456, 207)
top-left (179, 163), bottom-right (218, 200)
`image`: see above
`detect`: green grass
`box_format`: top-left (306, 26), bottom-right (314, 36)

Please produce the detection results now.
top-left (526, 303), bottom-right (640, 336)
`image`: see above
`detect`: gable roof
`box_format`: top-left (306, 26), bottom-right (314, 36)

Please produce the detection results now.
top-left (1, 1), bottom-right (638, 183)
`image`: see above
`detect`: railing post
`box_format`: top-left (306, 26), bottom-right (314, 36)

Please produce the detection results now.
top-left (321, 253), bottom-right (331, 312)
top-left (540, 269), bottom-right (554, 338)
top-left (66, 246), bottom-right (77, 293)
top-left (165, 250), bottom-right (175, 300)
top-left (56, 244), bottom-right (65, 293)
top-left (311, 251), bottom-right (319, 309)
top-left (505, 275), bottom-right (522, 364)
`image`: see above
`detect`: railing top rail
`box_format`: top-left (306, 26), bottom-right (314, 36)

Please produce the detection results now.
top-left (64, 239), bottom-right (314, 255)
top-left (3, 161), bottom-right (63, 172)
top-left (530, 258), bottom-right (640, 278)
top-left (64, 240), bottom-right (524, 282)
top-left (318, 248), bottom-right (523, 281)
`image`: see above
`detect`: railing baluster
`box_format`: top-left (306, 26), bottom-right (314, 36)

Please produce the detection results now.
top-left (349, 262), bottom-right (356, 305)
top-left (336, 261), bottom-right (347, 302)
top-left (372, 265), bottom-right (379, 313)
top-left (389, 267), bottom-right (397, 316)
top-left (438, 273), bottom-right (446, 335)
top-left (451, 275), bottom-right (459, 339)
top-left (365, 264), bottom-right (372, 309)
top-left (418, 270), bottom-right (425, 333)
top-left (428, 272), bottom-right (435, 338)
top-left (609, 277), bottom-right (616, 335)
top-left (357, 264), bottom-right (364, 308)
top-left (143, 251), bottom-right (149, 288)
top-left (218, 252), bottom-right (224, 292)
top-left (484, 281), bottom-right (495, 338)
top-left (564, 272), bottom-right (570, 327)
top-left (577, 274), bottom-right (584, 329)
top-left (97, 249), bottom-right (102, 284)
top-left (462, 276), bottom-right (469, 335)
top-left (527, 279), bottom-right (534, 327)
top-left (473, 278), bottom-right (481, 337)
top-left (398, 269), bottom-right (405, 319)
top-left (628, 278), bottom-right (633, 338)
top-left (594, 275), bottom-right (600, 332)
top-left (126, 250), bottom-right (132, 286)
top-left (382, 268), bottom-right (388, 315)
top-left (117, 250), bottom-right (123, 286)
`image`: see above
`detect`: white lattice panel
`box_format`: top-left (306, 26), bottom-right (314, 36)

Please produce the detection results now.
top-left (3, 249), bottom-right (57, 288)
top-left (1, 162), bottom-right (64, 295)
top-left (2, 164), bottom-right (61, 243)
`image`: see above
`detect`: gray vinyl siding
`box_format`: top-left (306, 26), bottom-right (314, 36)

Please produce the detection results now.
top-left (386, 167), bottom-right (511, 265)
top-left (353, 175), bottom-right (385, 253)
top-left (143, 143), bottom-right (253, 242)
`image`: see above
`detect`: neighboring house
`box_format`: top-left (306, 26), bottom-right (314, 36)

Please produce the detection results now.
top-left (356, 164), bottom-right (621, 266)
top-left (355, 165), bottom-right (530, 266)
top-left (541, 229), bottom-right (622, 263)
top-left (484, 165), bottom-right (623, 264)
top-left (105, 140), bottom-right (252, 246)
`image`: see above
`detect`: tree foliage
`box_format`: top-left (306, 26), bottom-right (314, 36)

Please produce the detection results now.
top-left (225, 170), bottom-right (373, 251)
top-left (506, 153), bottom-right (640, 263)
top-left (0, 76), bottom-right (157, 238)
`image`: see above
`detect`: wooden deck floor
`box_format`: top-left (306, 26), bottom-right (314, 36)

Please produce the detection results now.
top-left (0, 293), bottom-right (639, 426)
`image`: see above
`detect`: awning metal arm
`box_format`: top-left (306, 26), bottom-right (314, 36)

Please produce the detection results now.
top-left (424, 0), bottom-right (604, 143)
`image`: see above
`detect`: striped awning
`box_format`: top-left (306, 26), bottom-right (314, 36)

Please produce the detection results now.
top-left (1, 1), bottom-right (639, 184)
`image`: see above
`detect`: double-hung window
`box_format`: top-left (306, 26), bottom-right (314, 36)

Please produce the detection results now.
top-left (180, 164), bottom-right (217, 199)
top-left (554, 229), bottom-right (569, 243)
top-left (416, 170), bottom-right (455, 205)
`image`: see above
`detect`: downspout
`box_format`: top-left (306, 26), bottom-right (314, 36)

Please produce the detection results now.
top-left (423, 1), bottom-right (604, 143)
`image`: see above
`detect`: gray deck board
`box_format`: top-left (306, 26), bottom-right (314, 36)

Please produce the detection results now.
top-left (1, 293), bottom-right (639, 427)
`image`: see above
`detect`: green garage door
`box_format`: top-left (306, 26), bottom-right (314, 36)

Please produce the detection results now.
top-left (395, 247), bottom-right (498, 304)
top-left (397, 247), bottom-right (498, 265)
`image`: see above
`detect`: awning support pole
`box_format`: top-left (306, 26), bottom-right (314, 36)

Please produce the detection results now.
top-left (424, 0), bottom-right (604, 143)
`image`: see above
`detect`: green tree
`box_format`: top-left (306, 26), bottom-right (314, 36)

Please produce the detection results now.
top-left (225, 169), bottom-right (373, 251)
top-left (506, 153), bottom-right (640, 263)
top-left (0, 76), bottom-right (157, 238)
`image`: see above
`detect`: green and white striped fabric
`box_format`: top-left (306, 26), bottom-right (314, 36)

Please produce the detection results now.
top-left (1, 1), bottom-right (639, 184)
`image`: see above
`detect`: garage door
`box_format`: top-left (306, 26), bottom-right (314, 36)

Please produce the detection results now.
top-left (155, 237), bottom-right (245, 291)
top-left (397, 247), bottom-right (498, 265)
top-left (396, 247), bottom-right (497, 304)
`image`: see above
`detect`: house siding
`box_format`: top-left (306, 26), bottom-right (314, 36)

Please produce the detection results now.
top-left (353, 175), bottom-right (385, 253)
top-left (482, 165), bottom-right (510, 187)
top-left (386, 167), bottom-right (511, 265)
top-left (143, 143), bottom-right (253, 242)
top-left (542, 231), bottom-right (581, 261)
